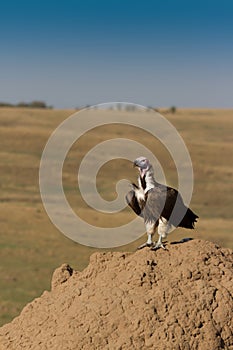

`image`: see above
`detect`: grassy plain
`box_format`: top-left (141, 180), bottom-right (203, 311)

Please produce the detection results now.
top-left (0, 107), bottom-right (232, 326)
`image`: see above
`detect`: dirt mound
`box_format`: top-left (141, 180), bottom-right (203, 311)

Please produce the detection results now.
top-left (0, 239), bottom-right (232, 350)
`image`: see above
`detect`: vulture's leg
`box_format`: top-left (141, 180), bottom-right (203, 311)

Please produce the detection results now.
top-left (137, 221), bottom-right (156, 249)
top-left (151, 234), bottom-right (166, 250)
top-left (151, 218), bottom-right (171, 250)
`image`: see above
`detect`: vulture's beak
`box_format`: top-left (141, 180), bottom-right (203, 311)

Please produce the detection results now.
top-left (133, 160), bottom-right (139, 167)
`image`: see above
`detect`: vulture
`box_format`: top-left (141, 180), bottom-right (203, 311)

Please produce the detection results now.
top-left (126, 157), bottom-right (198, 250)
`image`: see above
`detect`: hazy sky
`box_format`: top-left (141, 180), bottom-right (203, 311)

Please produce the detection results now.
top-left (0, 0), bottom-right (233, 108)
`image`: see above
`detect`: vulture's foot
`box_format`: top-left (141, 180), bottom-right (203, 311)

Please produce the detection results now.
top-left (151, 242), bottom-right (167, 251)
top-left (137, 242), bottom-right (153, 250)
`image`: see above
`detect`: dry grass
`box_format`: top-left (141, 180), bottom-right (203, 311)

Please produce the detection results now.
top-left (0, 107), bottom-right (232, 326)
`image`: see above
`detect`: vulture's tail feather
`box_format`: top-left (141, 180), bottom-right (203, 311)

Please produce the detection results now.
top-left (178, 208), bottom-right (199, 229)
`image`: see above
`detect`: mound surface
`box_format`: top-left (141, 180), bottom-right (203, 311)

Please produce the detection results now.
top-left (0, 239), bottom-right (232, 350)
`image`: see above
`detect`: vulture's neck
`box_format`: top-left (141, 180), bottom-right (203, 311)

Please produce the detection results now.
top-left (139, 167), bottom-right (157, 193)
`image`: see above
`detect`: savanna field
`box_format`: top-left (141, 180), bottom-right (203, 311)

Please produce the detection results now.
top-left (0, 107), bottom-right (232, 326)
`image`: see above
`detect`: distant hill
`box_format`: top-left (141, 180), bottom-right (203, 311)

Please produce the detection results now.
top-left (0, 101), bottom-right (52, 108)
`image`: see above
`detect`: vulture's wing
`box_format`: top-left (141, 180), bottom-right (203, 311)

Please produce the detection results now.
top-left (125, 190), bottom-right (142, 217)
top-left (162, 186), bottom-right (198, 228)
top-left (142, 185), bottom-right (196, 228)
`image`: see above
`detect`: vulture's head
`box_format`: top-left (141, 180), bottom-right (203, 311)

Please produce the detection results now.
top-left (133, 156), bottom-right (152, 177)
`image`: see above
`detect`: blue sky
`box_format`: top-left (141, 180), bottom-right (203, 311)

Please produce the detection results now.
top-left (0, 0), bottom-right (233, 108)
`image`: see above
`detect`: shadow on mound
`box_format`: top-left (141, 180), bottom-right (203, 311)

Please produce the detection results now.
top-left (170, 237), bottom-right (194, 245)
